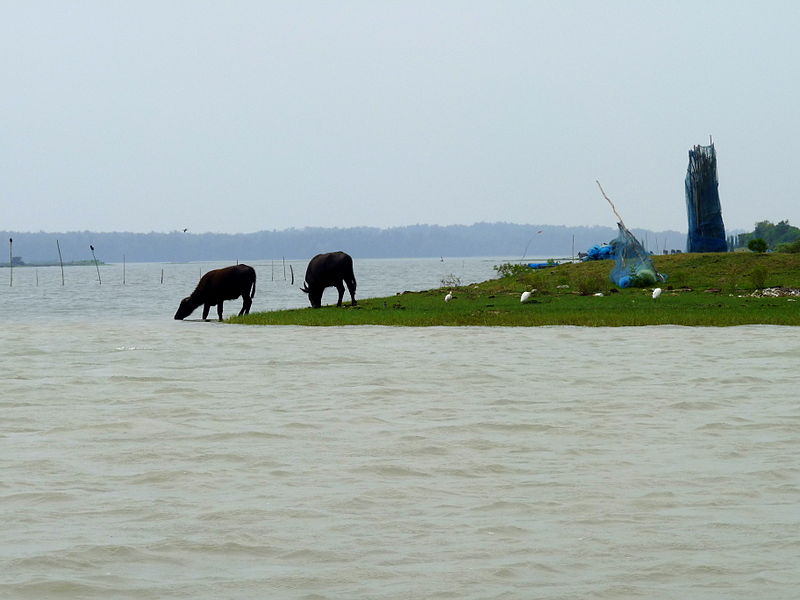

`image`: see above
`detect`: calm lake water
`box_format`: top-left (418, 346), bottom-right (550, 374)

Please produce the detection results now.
top-left (2, 258), bottom-right (799, 599)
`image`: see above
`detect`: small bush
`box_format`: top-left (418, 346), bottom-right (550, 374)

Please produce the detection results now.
top-left (721, 266), bottom-right (742, 293)
top-left (518, 272), bottom-right (553, 294)
top-left (748, 238), bottom-right (768, 253)
top-left (493, 263), bottom-right (529, 278)
top-left (750, 267), bottom-right (768, 289)
top-left (440, 273), bottom-right (462, 288)
top-left (576, 273), bottom-right (606, 296)
top-left (777, 239), bottom-right (800, 253)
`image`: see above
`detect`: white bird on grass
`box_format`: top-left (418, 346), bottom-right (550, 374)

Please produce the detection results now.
top-left (652, 287), bottom-right (662, 299)
top-left (520, 289), bottom-right (535, 303)
top-left (444, 291), bottom-right (453, 302)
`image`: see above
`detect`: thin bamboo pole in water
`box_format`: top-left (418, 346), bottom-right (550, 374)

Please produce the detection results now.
top-left (90, 245), bottom-right (101, 285)
top-left (56, 240), bottom-right (65, 285)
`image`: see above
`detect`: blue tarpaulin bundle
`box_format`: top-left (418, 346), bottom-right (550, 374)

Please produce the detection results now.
top-left (584, 243), bottom-right (614, 260)
top-left (686, 143), bottom-right (727, 252)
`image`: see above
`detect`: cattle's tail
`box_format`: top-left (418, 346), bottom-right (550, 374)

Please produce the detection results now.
top-left (250, 277), bottom-right (256, 299)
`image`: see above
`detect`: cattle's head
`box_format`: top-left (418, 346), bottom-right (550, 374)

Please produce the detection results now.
top-left (174, 297), bottom-right (197, 320)
top-left (301, 284), bottom-right (322, 309)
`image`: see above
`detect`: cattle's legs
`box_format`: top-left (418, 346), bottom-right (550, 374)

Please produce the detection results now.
top-left (202, 303), bottom-right (211, 321)
top-left (217, 303), bottom-right (224, 321)
top-left (346, 277), bottom-right (357, 306)
top-left (335, 282), bottom-right (345, 307)
top-left (239, 294), bottom-right (252, 316)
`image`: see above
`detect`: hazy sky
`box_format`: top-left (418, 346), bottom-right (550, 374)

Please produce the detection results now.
top-left (2, 1), bottom-right (798, 234)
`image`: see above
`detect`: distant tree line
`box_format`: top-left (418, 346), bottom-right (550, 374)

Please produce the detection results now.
top-left (738, 220), bottom-right (800, 252)
top-left (1, 223), bottom-right (687, 264)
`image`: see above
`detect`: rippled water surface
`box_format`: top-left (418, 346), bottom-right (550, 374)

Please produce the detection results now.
top-left (2, 259), bottom-right (799, 599)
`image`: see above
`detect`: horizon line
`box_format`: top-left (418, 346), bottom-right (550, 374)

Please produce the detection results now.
top-left (1, 222), bottom-right (699, 236)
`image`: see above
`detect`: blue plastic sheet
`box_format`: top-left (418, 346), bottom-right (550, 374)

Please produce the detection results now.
top-left (584, 244), bottom-right (614, 261)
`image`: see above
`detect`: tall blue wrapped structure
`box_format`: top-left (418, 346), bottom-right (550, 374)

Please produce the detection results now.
top-left (685, 143), bottom-right (727, 252)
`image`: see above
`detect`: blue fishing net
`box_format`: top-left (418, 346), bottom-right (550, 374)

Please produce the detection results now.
top-left (686, 143), bottom-right (727, 252)
top-left (609, 223), bottom-right (666, 288)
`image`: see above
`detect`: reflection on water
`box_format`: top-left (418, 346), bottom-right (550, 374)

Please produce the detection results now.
top-left (1, 259), bottom-right (799, 599)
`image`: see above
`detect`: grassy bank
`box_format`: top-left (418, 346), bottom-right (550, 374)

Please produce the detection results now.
top-left (230, 252), bottom-right (800, 327)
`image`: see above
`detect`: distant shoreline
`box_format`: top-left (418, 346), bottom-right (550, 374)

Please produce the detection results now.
top-left (0, 260), bottom-right (106, 268)
top-left (0, 224), bottom-right (689, 264)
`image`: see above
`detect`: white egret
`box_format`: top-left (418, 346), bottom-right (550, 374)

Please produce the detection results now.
top-left (444, 291), bottom-right (453, 302)
top-left (652, 287), bottom-right (662, 299)
top-left (520, 290), bottom-right (532, 303)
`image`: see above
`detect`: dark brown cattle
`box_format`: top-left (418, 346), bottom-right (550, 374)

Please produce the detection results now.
top-left (301, 251), bottom-right (357, 308)
top-left (174, 264), bottom-right (256, 321)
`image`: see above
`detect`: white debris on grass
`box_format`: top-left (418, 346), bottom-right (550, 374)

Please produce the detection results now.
top-left (750, 287), bottom-right (800, 298)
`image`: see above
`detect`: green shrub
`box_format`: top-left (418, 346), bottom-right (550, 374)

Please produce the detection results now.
top-left (530, 272), bottom-right (553, 294)
top-left (576, 273), bottom-right (606, 295)
top-left (748, 238), bottom-right (768, 253)
top-left (777, 239), bottom-right (800, 253)
top-left (493, 263), bottom-right (529, 278)
top-left (440, 273), bottom-right (462, 288)
top-left (750, 267), bottom-right (768, 289)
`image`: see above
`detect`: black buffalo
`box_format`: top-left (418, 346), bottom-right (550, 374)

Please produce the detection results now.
top-left (174, 264), bottom-right (256, 321)
top-left (301, 251), bottom-right (357, 308)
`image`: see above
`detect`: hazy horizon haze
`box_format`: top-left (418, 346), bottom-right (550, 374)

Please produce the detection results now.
top-left (2, 1), bottom-right (798, 234)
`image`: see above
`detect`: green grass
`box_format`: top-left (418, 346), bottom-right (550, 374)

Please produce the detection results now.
top-left (230, 252), bottom-right (800, 327)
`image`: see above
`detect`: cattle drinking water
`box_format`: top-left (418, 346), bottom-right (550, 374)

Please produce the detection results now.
top-left (301, 251), bottom-right (357, 308)
top-left (174, 264), bottom-right (256, 321)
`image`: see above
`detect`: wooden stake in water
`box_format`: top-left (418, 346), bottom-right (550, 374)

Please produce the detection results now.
top-left (283, 257), bottom-right (286, 280)
top-left (56, 239), bottom-right (65, 285)
top-left (90, 245), bottom-right (101, 285)
top-left (123, 254), bottom-right (126, 285)
top-left (161, 268), bottom-right (164, 284)
top-left (8, 238), bottom-right (12, 287)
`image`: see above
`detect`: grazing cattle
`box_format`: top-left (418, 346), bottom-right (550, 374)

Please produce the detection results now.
top-left (174, 264), bottom-right (256, 321)
top-left (301, 251), bottom-right (357, 308)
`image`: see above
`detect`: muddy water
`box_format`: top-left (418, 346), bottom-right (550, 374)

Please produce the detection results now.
top-left (2, 259), bottom-right (798, 599)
